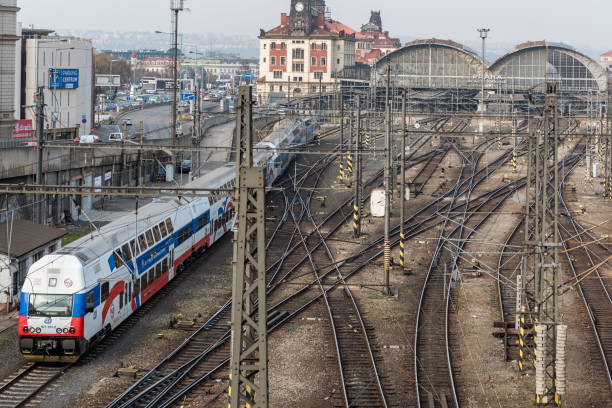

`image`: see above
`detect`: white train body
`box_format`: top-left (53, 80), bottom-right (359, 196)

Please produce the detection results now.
top-left (18, 118), bottom-right (316, 361)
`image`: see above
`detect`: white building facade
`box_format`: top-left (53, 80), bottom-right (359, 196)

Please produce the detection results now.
top-left (23, 33), bottom-right (93, 138)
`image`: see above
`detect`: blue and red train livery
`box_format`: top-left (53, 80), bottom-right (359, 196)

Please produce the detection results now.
top-left (18, 118), bottom-right (316, 362)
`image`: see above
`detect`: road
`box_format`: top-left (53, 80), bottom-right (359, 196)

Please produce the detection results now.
top-left (94, 102), bottom-right (220, 142)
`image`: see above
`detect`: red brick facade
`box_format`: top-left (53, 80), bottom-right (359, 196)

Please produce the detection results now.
top-left (309, 44), bottom-right (328, 73)
top-left (269, 45), bottom-right (287, 73)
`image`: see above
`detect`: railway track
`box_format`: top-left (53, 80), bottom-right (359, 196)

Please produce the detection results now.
top-left (104, 118), bottom-right (454, 407)
top-left (0, 363), bottom-right (71, 408)
top-left (558, 163), bottom-right (612, 388)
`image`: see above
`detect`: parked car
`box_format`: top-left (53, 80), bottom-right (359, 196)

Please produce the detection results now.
top-left (74, 134), bottom-right (100, 144)
top-left (176, 159), bottom-right (192, 173)
top-left (18, 141), bottom-right (37, 147)
top-left (108, 132), bottom-right (123, 142)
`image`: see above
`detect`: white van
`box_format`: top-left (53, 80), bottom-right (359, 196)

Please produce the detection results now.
top-left (75, 134), bottom-right (100, 144)
top-left (109, 133), bottom-right (123, 142)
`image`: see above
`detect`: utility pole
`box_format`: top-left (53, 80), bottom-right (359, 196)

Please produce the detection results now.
top-left (170, 0), bottom-right (185, 171)
top-left (353, 95), bottom-right (361, 238)
top-left (400, 89), bottom-right (407, 271)
top-left (522, 83), bottom-right (566, 405)
top-left (339, 91), bottom-right (345, 180)
top-left (384, 63), bottom-right (391, 295)
top-left (138, 121), bottom-right (144, 186)
top-left (607, 79), bottom-right (612, 198)
top-left (229, 86), bottom-right (268, 408)
top-left (121, 122), bottom-right (128, 189)
top-left (35, 86), bottom-right (45, 224)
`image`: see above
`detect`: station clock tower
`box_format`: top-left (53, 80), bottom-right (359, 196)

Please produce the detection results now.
top-left (289, 0), bottom-right (311, 35)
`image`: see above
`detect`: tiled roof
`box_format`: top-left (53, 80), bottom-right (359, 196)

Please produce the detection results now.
top-left (0, 220), bottom-right (67, 258)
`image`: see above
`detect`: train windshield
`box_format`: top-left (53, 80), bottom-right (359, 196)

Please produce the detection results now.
top-left (28, 294), bottom-right (73, 318)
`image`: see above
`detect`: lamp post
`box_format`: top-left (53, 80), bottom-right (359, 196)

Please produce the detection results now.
top-left (477, 28), bottom-right (490, 114)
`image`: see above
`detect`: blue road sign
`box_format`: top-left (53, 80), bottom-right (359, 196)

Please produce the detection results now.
top-left (49, 68), bottom-right (79, 89)
top-left (164, 97), bottom-right (169, 102)
top-left (241, 73), bottom-right (254, 79)
top-left (126, 96), bottom-right (131, 101)
top-left (181, 93), bottom-right (194, 101)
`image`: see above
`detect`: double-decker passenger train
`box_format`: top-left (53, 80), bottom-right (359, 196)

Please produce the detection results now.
top-left (18, 118), bottom-right (317, 362)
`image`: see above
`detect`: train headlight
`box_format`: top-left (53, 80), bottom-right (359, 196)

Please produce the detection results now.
top-left (69, 327), bottom-right (75, 334)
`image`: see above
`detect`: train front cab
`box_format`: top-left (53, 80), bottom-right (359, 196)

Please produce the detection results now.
top-left (19, 291), bottom-right (88, 362)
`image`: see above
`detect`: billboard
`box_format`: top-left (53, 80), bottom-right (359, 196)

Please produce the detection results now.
top-left (95, 74), bottom-right (121, 87)
top-left (49, 68), bottom-right (79, 89)
top-left (13, 120), bottom-right (33, 139)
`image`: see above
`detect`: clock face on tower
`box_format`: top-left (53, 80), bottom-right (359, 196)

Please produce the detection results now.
top-left (295, 1), bottom-right (304, 12)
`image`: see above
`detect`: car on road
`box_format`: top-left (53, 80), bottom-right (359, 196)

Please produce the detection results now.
top-left (18, 141), bottom-right (37, 147)
top-left (176, 159), bottom-right (192, 173)
top-left (122, 118), bottom-right (133, 126)
top-left (108, 132), bottom-right (123, 142)
top-left (74, 134), bottom-right (100, 144)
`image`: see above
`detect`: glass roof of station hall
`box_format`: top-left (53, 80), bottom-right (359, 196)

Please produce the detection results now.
top-left (374, 39), bottom-right (607, 93)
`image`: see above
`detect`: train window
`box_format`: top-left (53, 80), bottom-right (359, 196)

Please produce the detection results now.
top-left (134, 279), bottom-right (140, 297)
top-left (198, 215), bottom-right (204, 230)
top-left (139, 234), bottom-right (148, 251)
top-left (121, 244), bottom-right (132, 262)
top-left (162, 258), bottom-right (168, 273)
top-left (119, 289), bottom-right (124, 309)
top-left (159, 222), bottom-right (168, 238)
top-left (165, 218), bottom-right (174, 233)
top-left (170, 249), bottom-right (174, 267)
top-left (153, 226), bottom-right (162, 242)
top-left (86, 292), bottom-right (94, 314)
top-left (101, 282), bottom-right (109, 302)
top-left (146, 230), bottom-right (155, 247)
top-left (127, 283), bottom-right (131, 304)
top-left (155, 263), bottom-right (161, 279)
top-left (113, 251), bottom-right (124, 268)
top-left (148, 270), bottom-right (154, 285)
top-left (130, 239), bottom-right (140, 257)
top-left (140, 275), bottom-right (147, 291)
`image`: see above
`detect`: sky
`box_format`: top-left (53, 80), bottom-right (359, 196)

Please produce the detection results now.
top-left (17, 0), bottom-right (610, 56)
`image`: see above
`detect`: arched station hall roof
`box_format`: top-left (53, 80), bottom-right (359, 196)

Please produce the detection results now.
top-left (489, 41), bottom-right (607, 92)
top-left (374, 39), bottom-right (606, 93)
top-left (373, 39), bottom-right (490, 89)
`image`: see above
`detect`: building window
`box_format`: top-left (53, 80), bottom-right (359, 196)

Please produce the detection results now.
top-left (292, 63), bottom-right (304, 72)
top-left (263, 57), bottom-right (266, 63)
top-left (281, 42), bottom-right (286, 49)
top-left (322, 43), bottom-right (327, 50)
top-left (270, 85), bottom-right (274, 92)
top-left (322, 86), bottom-right (327, 92)
top-left (311, 43), bottom-right (317, 50)
top-left (312, 85), bottom-right (317, 92)
top-left (273, 70), bottom-right (282, 79)
top-left (33, 251), bottom-right (42, 263)
top-left (263, 44), bottom-right (267, 49)
top-left (321, 57), bottom-right (326, 66)
top-left (314, 71), bottom-right (323, 80)
top-left (311, 56), bottom-right (317, 66)
top-left (271, 42), bottom-right (276, 49)
top-left (299, 77), bottom-right (303, 82)
top-left (292, 48), bottom-right (304, 59)
top-left (279, 85), bottom-right (283, 91)
top-left (271, 56), bottom-right (276, 66)
top-left (280, 56), bottom-right (286, 66)
top-left (337, 58), bottom-right (340, 65)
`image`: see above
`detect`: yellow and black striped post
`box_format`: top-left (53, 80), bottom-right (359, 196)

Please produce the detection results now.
top-left (353, 202), bottom-right (360, 238)
top-left (365, 133), bottom-right (370, 148)
top-left (399, 232), bottom-right (405, 269)
top-left (518, 312), bottom-right (526, 372)
top-left (347, 154), bottom-right (353, 175)
top-left (317, 128), bottom-right (321, 146)
top-left (339, 161), bottom-right (345, 180)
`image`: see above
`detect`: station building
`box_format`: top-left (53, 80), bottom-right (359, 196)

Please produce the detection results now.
top-left (373, 39), bottom-right (608, 115)
top-left (257, 0), bottom-right (400, 104)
